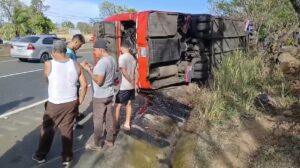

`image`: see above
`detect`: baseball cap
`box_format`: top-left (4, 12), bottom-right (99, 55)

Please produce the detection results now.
top-left (94, 39), bottom-right (107, 49)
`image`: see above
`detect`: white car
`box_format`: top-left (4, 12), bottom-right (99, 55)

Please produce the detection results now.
top-left (10, 35), bottom-right (61, 62)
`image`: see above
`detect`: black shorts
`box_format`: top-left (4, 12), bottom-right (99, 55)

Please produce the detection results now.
top-left (115, 89), bottom-right (135, 105)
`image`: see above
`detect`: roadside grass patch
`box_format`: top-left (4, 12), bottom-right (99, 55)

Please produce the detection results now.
top-left (189, 50), bottom-right (299, 125)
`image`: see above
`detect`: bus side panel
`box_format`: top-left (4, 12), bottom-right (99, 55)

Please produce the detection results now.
top-left (136, 12), bottom-right (151, 89)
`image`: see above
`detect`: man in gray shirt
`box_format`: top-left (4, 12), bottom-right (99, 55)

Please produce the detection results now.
top-left (82, 39), bottom-right (116, 149)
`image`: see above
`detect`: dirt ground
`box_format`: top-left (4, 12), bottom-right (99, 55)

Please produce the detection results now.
top-left (167, 85), bottom-right (300, 168)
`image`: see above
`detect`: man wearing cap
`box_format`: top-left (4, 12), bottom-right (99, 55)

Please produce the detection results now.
top-left (82, 39), bottom-right (116, 149)
top-left (32, 40), bottom-right (88, 167)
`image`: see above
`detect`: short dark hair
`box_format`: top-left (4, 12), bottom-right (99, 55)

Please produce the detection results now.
top-left (121, 41), bottom-right (131, 49)
top-left (72, 34), bottom-right (85, 44)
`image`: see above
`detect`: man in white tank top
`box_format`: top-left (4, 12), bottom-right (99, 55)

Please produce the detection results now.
top-left (32, 40), bottom-right (88, 167)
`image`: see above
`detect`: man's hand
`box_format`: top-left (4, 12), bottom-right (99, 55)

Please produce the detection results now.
top-left (80, 61), bottom-right (93, 71)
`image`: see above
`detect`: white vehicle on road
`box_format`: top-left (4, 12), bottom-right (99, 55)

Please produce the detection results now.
top-left (10, 35), bottom-right (61, 62)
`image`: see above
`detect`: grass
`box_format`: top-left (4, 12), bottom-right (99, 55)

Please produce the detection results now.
top-left (190, 50), bottom-right (297, 125)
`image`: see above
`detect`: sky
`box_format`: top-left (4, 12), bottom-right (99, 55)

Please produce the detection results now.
top-left (21, 0), bottom-right (211, 24)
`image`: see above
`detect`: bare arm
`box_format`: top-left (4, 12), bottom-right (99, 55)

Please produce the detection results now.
top-left (120, 67), bottom-right (134, 85)
top-left (44, 61), bottom-right (51, 83)
top-left (77, 63), bottom-right (88, 105)
top-left (135, 65), bottom-right (139, 89)
top-left (85, 67), bottom-right (105, 86)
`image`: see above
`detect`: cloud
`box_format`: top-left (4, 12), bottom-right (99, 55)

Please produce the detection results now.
top-left (21, 0), bottom-right (99, 24)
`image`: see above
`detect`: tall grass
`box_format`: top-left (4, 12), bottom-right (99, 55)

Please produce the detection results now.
top-left (189, 50), bottom-right (298, 125)
top-left (192, 51), bottom-right (266, 123)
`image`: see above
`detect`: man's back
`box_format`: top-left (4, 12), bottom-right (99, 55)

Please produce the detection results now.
top-left (48, 59), bottom-right (79, 104)
top-left (119, 53), bottom-right (136, 90)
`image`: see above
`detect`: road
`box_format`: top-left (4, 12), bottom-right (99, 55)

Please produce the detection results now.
top-left (0, 48), bottom-right (94, 116)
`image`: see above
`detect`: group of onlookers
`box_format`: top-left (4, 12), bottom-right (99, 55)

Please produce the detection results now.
top-left (31, 34), bottom-right (137, 167)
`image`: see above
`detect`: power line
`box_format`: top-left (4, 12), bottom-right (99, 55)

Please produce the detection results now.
top-left (45, 11), bottom-right (94, 19)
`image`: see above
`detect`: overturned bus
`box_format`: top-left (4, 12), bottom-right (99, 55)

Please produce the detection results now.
top-left (93, 11), bottom-right (248, 89)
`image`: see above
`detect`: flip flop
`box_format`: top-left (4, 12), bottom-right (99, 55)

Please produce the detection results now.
top-left (85, 143), bottom-right (102, 151)
top-left (121, 125), bottom-right (131, 131)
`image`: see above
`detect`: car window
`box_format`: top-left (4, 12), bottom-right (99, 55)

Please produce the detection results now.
top-left (18, 36), bottom-right (40, 43)
top-left (42, 37), bottom-right (54, 45)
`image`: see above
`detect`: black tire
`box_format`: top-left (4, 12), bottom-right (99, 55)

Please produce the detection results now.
top-left (196, 23), bottom-right (211, 31)
top-left (192, 71), bottom-right (209, 79)
top-left (193, 63), bottom-right (209, 71)
top-left (194, 31), bottom-right (211, 38)
top-left (198, 41), bottom-right (205, 50)
top-left (197, 55), bottom-right (209, 62)
top-left (196, 14), bottom-right (212, 22)
top-left (40, 52), bottom-right (50, 63)
top-left (19, 58), bottom-right (28, 62)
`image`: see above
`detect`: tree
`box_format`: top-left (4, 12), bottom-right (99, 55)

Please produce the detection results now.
top-left (0, 0), bottom-right (54, 39)
top-left (30, 0), bottom-right (49, 14)
top-left (99, 0), bottom-right (137, 19)
top-left (77, 22), bottom-right (92, 34)
top-left (62, 21), bottom-right (75, 29)
top-left (0, 0), bottom-right (22, 22)
top-left (210, 0), bottom-right (299, 41)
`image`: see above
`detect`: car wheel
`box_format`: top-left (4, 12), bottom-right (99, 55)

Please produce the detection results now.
top-left (194, 31), bottom-right (211, 38)
top-left (192, 71), bottom-right (209, 79)
top-left (193, 63), bottom-right (210, 71)
top-left (19, 58), bottom-right (28, 62)
top-left (40, 53), bottom-right (49, 63)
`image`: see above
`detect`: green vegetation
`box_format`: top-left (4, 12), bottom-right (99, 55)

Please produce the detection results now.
top-left (77, 22), bottom-right (93, 34)
top-left (210, 0), bottom-right (299, 41)
top-left (99, 0), bottom-right (137, 19)
top-left (190, 51), bottom-right (296, 124)
top-left (0, 0), bottom-right (54, 39)
top-left (61, 21), bottom-right (75, 29)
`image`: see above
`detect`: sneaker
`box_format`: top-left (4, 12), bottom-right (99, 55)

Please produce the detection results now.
top-left (62, 160), bottom-right (72, 168)
top-left (32, 154), bottom-right (46, 164)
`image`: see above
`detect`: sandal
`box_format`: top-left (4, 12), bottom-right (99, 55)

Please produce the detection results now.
top-left (104, 140), bottom-right (114, 148)
top-left (85, 143), bottom-right (102, 151)
top-left (121, 125), bottom-right (131, 131)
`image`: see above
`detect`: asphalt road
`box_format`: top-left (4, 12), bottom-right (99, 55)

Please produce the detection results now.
top-left (0, 48), bottom-right (94, 115)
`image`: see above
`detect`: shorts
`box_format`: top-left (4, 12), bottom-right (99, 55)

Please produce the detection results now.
top-left (115, 89), bottom-right (135, 105)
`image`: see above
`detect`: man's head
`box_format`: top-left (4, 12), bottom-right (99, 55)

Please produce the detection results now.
top-left (52, 40), bottom-right (67, 58)
top-left (94, 39), bottom-right (108, 58)
top-left (120, 42), bottom-right (131, 54)
top-left (69, 34), bottom-right (85, 51)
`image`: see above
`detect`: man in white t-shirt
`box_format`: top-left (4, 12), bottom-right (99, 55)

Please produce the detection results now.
top-left (115, 43), bottom-right (137, 131)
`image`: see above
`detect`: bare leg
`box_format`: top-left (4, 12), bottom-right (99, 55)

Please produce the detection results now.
top-left (115, 103), bottom-right (122, 125)
top-left (124, 101), bottom-right (132, 128)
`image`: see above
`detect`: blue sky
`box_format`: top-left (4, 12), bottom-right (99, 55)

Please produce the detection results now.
top-left (21, 0), bottom-right (211, 23)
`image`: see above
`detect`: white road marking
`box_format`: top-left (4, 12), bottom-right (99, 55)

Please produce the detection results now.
top-left (0, 84), bottom-right (91, 119)
top-left (0, 69), bottom-right (43, 79)
top-left (0, 99), bottom-right (47, 119)
top-left (0, 59), bottom-right (18, 63)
